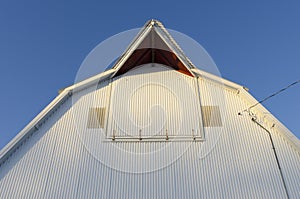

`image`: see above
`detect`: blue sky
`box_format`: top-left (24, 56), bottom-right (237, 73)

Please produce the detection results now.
top-left (0, 0), bottom-right (299, 149)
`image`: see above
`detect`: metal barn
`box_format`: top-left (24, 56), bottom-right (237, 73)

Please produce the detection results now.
top-left (0, 20), bottom-right (299, 198)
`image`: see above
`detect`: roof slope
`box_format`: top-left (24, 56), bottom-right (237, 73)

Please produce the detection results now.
top-left (0, 20), bottom-right (299, 198)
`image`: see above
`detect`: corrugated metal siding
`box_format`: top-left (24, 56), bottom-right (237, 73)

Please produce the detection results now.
top-left (0, 97), bottom-right (73, 198)
top-left (270, 128), bottom-right (300, 198)
top-left (87, 107), bottom-right (106, 128)
top-left (201, 106), bottom-right (222, 127)
top-left (107, 64), bottom-right (203, 140)
top-left (0, 64), bottom-right (299, 198)
top-left (197, 77), bottom-right (288, 198)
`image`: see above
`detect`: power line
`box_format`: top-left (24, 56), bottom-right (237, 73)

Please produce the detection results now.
top-left (241, 79), bottom-right (300, 113)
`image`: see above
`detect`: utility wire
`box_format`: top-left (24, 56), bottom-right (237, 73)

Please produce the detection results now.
top-left (241, 79), bottom-right (300, 113)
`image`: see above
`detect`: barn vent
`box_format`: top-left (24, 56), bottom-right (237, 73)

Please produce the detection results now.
top-left (87, 107), bottom-right (106, 128)
top-left (202, 106), bottom-right (222, 127)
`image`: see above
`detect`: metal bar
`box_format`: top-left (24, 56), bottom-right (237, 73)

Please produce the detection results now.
top-left (195, 76), bottom-right (206, 139)
top-left (251, 118), bottom-right (290, 199)
top-left (104, 79), bottom-right (113, 137)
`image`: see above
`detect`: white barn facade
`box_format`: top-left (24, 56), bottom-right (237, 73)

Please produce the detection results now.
top-left (0, 20), bottom-right (299, 198)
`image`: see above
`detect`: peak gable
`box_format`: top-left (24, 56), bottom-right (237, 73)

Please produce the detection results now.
top-left (112, 20), bottom-right (195, 77)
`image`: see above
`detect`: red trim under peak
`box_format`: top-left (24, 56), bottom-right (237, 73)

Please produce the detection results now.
top-left (114, 48), bottom-right (194, 77)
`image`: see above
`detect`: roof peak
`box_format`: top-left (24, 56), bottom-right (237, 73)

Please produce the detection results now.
top-left (111, 20), bottom-right (195, 78)
top-left (148, 19), bottom-right (161, 26)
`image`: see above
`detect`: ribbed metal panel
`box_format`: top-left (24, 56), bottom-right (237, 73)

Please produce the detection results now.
top-left (87, 107), bottom-right (106, 128)
top-left (197, 77), bottom-right (289, 198)
top-left (201, 106), bottom-right (222, 127)
top-left (0, 64), bottom-right (299, 198)
top-left (108, 64), bottom-right (203, 140)
top-left (270, 128), bottom-right (300, 198)
top-left (0, 97), bottom-right (73, 198)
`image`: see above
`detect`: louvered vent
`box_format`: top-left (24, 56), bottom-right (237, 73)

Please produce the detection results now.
top-left (202, 106), bottom-right (222, 127)
top-left (87, 107), bottom-right (106, 128)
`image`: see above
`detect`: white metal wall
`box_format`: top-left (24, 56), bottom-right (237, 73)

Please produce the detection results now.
top-left (107, 64), bottom-right (203, 139)
top-left (0, 65), bottom-right (299, 198)
top-left (271, 128), bottom-right (300, 198)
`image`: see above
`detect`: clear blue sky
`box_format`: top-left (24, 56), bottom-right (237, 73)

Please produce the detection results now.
top-left (0, 0), bottom-right (299, 149)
